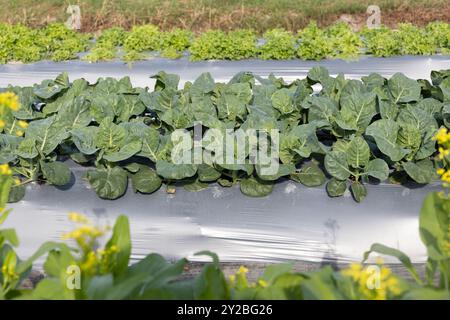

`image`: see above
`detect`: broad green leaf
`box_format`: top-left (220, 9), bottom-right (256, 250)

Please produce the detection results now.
top-left (324, 151), bottom-right (351, 180)
top-left (33, 72), bottom-right (69, 99)
top-left (16, 138), bottom-right (38, 159)
top-left (216, 93), bottom-right (247, 122)
top-left (152, 71), bottom-right (180, 91)
top-left (105, 215), bottom-right (132, 276)
top-left (397, 124), bottom-right (421, 153)
top-left (307, 66), bottom-right (330, 84)
top-left (419, 192), bottom-right (449, 261)
top-left (403, 159), bottom-right (438, 184)
top-left (117, 95), bottom-right (146, 123)
top-left (443, 104), bottom-right (450, 128)
top-left (306, 96), bottom-right (338, 127)
top-left (130, 166), bottom-right (162, 194)
top-left (86, 275), bottom-right (114, 300)
top-left (365, 158), bottom-right (389, 181)
top-left (388, 73), bottom-right (421, 103)
top-left (189, 72), bottom-right (215, 103)
top-left (290, 162), bottom-right (326, 187)
top-left (71, 126), bottom-right (99, 155)
top-left (438, 77), bottom-right (450, 103)
top-left (95, 118), bottom-right (126, 152)
top-left (347, 136), bottom-right (370, 168)
top-left (40, 161), bottom-right (71, 186)
top-left (0, 134), bottom-right (22, 163)
top-left (271, 88), bottom-right (294, 114)
top-left (7, 184), bottom-right (26, 203)
top-left (90, 94), bottom-right (118, 122)
top-left (183, 180), bottom-right (209, 192)
top-left (350, 181), bottom-right (367, 202)
top-left (336, 92), bottom-right (377, 132)
top-left (138, 126), bottom-right (160, 162)
top-left (366, 119), bottom-right (408, 162)
top-left (56, 96), bottom-right (91, 129)
top-left (197, 164), bottom-right (221, 182)
top-left (155, 160), bottom-right (197, 180)
top-left (326, 178), bottom-right (347, 197)
top-left (25, 117), bottom-right (69, 156)
top-left (397, 105), bottom-right (437, 136)
top-left (255, 163), bottom-right (295, 181)
top-left (240, 176), bottom-right (274, 197)
top-left (86, 167), bottom-right (128, 200)
top-left (103, 139), bottom-right (142, 162)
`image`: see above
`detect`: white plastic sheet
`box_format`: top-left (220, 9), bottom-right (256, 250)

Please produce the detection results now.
top-left (1, 55), bottom-right (449, 88)
top-left (4, 163), bottom-right (441, 266)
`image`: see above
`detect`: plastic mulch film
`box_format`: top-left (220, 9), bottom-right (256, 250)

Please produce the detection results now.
top-left (0, 55), bottom-right (449, 88)
top-left (4, 163), bottom-right (441, 266)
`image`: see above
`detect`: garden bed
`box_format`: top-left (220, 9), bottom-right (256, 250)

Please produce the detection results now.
top-left (1, 60), bottom-right (449, 268)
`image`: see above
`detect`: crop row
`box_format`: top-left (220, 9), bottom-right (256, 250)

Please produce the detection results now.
top-left (0, 67), bottom-right (449, 202)
top-left (0, 21), bottom-right (449, 64)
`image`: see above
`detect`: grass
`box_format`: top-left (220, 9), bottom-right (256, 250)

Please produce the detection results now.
top-left (0, 0), bottom-right (448, 33)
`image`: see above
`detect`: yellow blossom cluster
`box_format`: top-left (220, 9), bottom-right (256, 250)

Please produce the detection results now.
top-left (0, 92), bottom-right (24, 137)
top-left (434, 127), bottom-right (450, 145)
top-left (434, 127), bottom-right (450, 191)
top-left (228, 265), bottom-right (269, 289)
top-left (0, 164), bottom-right (12, 176)
top-left (79, 245), bottom-right (119, 275)
top-left (62, 212), bottom-right (118, 275)
top-left (0, 92), bottom-right (19, 112)
top-left (341, 260), bottom-right (403, 300)
top-left (62, 212), bottom-right (109, 251)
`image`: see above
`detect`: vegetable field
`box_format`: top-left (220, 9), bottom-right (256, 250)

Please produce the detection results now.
top-left (0, 3), bottom-right (449, 302)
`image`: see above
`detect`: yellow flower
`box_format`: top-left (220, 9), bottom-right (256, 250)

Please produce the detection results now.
top-left (433, 127), bottom-right (450, 144)
top-left (341, 262), bottom-right (403, 300)
top-left (341, 263), bottom-right (362, 281)
top-left (0, 164), bottom-right (12, 175)
top-left (438, 147), bottom-right (450, 160)
top-left (0, 119), bottom-right (5, 129)
top-left (0, 92), bottom-right (19, 111)
top-left (15, 130), bottom-right (23, 137)
top-left (18, 120), bottom-right (28, 129)
top-left (258, 279), bottom-right (268, 288)
top-left (68, 212), bottom-right (91, 224)
top-left (14, 177), bottom-right (21, 186)
top-left (238, 266), bottom-right (249, 274)
top-left (437, 168), bottom-right (446, 176)
top-left (441, 171), bottom-right (450, 183)
top-left (80, 251), bottom-right (99, 273)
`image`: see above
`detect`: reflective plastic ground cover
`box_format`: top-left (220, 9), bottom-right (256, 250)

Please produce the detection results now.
top-left (2, 55), bottom-right (450, 265)
top-left (4, 163), bottom-right (441, 265)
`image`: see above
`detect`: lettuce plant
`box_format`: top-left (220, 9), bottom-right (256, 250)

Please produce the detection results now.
top-left (190, 29), bottom-right (257, 61)
top-left (258, 28), bottom-right (296, 60)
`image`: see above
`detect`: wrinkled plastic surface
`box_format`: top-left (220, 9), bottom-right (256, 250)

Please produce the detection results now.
top-left (4, 162), bottom-right (440, 266)
top-left (1, 55), bottom-right (449, 88)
